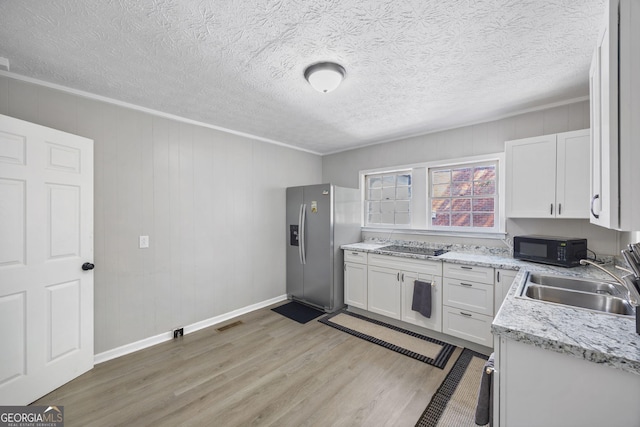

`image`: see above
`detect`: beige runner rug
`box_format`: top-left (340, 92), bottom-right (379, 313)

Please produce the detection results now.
top-left (415, 348), bottom-right (490, 427)
top-left (319, 310), bottom-right (456, 369)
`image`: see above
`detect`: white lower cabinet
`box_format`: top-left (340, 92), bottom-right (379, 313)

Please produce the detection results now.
top-left (495, 337), bottom-right (640, 426)
top-left (343, 251), bottom-right (498, 342)
top-left (344, 250), bottom-right (368, 310)
top-left (494, 269), bottom-right (518, 315)
top-left (367, 254), bottom-right (442, 332)
top-left (442, 263), bottom-right (494, 347)
top-left (442, 307), bottom-right (493, 347)
top-left (442, 278), bottom-right (493, 316)
top-left (367, 265), bottom-right (402, 319)
top-left (401, 271), bottom-right (442, 333)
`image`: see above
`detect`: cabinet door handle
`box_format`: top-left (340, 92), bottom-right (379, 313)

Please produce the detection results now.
top-left (401, 273), bottom-right (405, 282)
top-left (460, 282), bottom-right (473, 287)
top-left (497, 271), bottom-right (500, 282)
top-left (460, 311), bottom-right (472, 317)
top-left (344, 263), bottom-right (347, 271)
top-left (397, 272), bottom-right (400, 281)
top-left (558, 203), bottom-right (562, 215)
top-left (590, 194), bottom-right (600, 219)
top-left (550, 203), bottom-right (553, 215)
top-left (461, 266), bottom-right (472, 270)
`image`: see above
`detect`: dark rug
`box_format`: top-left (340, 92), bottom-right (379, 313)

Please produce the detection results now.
top-left (319, 310), bottom-right (456, 369)
top-left (271, 301), bottom-right (325, 324)
top-left (415, 348), bottom-right (490, 427)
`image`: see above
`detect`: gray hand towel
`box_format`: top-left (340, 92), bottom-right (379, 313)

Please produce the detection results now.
top-left (475, 352), bottom-right (495, 426)
top-left (411, 280), bottom-right (432, 318)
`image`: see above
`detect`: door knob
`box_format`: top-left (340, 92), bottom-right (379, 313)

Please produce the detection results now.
top-left (82, 262), bottom-right (95, 271)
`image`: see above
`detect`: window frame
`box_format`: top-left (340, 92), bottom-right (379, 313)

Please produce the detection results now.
top-left (428, 159), bottom-right (500, 233)
top-left (363, 169), bottom-right (413, 228)
top-left (360, 153), bottom-right (505, 236)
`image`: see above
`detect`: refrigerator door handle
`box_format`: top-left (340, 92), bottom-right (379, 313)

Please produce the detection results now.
top-left (298, 204), bottom-right (304, 264)
top-left (300, 203), bottom-right (307, 265)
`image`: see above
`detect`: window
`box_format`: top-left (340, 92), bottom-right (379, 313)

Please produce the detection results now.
top-left (365, 170), bottom-right (412, 226)
top-left (429, 161), bottom-right (498, 230)
top-left (360, 153), bottom-right (504, 235)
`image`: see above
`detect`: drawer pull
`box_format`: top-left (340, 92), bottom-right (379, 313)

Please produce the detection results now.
top-left (460, 282), bottom-right (473, 287)
top-left (460, 311), bottom-right (472, 317)
top-left (351, 252), bottom-right (360, 255)
top-left (461, 266), bottom-right (473, 270)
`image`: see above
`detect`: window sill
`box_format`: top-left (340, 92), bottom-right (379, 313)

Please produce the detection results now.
top-left (361, 227), bottom-right (507, 240)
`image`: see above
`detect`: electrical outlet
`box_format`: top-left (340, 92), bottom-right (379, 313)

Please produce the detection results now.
top-left (139, 235), bottom-right (149, 249)
top-left (173, 328), bottom-right (184, 338)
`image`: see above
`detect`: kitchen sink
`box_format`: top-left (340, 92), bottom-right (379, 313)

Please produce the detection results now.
top-left (519, 273), bottom-right (636, 317)
top-left (524, 284), bottom-right (635, 316)
top-left (527, 273), bottom-right (626, 296)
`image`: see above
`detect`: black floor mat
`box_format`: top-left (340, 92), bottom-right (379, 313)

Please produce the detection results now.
top-left (271, 301), bottom-right (324, 324)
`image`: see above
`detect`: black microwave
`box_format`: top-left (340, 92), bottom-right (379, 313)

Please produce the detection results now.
top-left (513, 235), bottom-right (588, 267)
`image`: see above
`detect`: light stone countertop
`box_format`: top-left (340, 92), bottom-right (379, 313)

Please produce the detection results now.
top-left (341, 241), bottom-right (640, 376)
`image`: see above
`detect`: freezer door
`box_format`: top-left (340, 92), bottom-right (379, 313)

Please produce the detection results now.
top-left (302, 184), bottom-right (333, 308)
top-left (286, 186), bottom-right (304, 299)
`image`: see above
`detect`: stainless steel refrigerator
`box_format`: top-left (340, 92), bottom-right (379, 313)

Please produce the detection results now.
top-left (286, 184), bottom-right (361, 312)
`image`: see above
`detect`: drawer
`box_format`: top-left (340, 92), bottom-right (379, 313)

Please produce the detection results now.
top-left (344, 250), bottom-right (367, 264)
top-left (443, 278), bottom-right (494, 316)
top-left (368, 253), bottom-right (442, 275)
top-left (442, 306), bottom-right (493, 347)
top-left (443, 263), bottom-right (494, 285)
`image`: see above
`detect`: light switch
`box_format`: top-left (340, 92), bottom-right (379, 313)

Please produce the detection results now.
top-left (139, 235), bottom-right (149, 249)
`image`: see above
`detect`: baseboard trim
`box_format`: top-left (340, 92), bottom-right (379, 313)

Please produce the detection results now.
top-left (94, 294), bottom-right (288, 365)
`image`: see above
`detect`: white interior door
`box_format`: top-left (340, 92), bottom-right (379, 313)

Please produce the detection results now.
top-left (0, 114), bottom-right (94, 405)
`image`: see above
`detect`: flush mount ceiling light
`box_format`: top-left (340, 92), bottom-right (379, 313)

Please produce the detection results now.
top-left (304, 62), bottom-right (346, 93)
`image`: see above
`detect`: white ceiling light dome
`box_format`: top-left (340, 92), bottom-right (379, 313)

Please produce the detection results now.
top-left (304, 62), bottom-right (346, 93)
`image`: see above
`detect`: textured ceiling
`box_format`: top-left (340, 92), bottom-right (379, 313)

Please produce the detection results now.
top-left (0, 0), bottom-right (605, 154)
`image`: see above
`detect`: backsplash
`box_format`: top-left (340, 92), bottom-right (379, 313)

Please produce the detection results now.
top-left (363, 237), bottom-right (513, 257)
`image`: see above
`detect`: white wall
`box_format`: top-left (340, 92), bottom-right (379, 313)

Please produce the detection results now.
top-left (0, 75), bottom-right (322, 354)
top-left (322, 100), bottom-right (621, 256)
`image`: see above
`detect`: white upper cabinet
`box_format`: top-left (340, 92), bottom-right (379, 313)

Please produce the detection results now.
top-left (506, 134), bottom-right (557, 218)
top-left (589, 0), bottom-right (619, 228)
top-left (506, 130), bottom-right (589, 219)
top-left (590, 0), bottom-right (640, 230)
top-left (556, 131), bottom-right (591, 218)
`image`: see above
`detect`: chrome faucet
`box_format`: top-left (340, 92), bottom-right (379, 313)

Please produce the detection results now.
top-left (580, 259), bottom-right (640, 306)
top-left (579, 259), bottom-right (626, 284)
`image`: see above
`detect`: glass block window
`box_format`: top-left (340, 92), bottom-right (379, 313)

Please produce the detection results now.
top-left (365, 170), bottom-right (412, 226)
top-left (430, 161), bottom-right (497, 230)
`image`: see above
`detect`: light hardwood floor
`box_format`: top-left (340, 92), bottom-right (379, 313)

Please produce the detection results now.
top-left (34, 303), bottom-right (462, 426)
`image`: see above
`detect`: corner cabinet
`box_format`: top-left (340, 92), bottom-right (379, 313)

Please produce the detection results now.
top-left (589, 0), bottom-right (640, 230)
top-left (344, 251), bottom-right (368, 310)
top-left (494, 269), bottom-right (518, 316)
top-left (506, 129), bottom-right (590, 219)
top-left (366, 254), bottom-right (443, 333)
